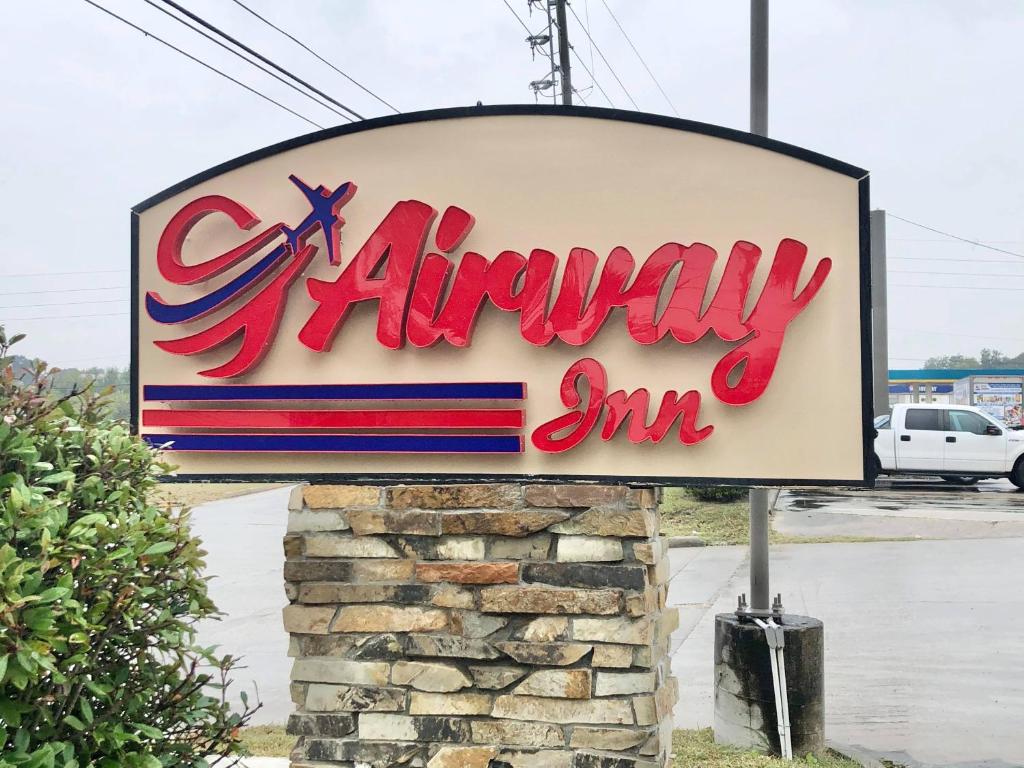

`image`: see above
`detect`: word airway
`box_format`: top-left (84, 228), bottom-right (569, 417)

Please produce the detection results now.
top-left (299, 201), bottom-right (832, 407)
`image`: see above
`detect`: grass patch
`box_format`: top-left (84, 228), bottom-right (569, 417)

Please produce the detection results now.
top-left (152, 482), bottom-right (285, 509)
top-left (660, 489), bottom-right (905, 546)
top-left (239, 726), bottom-right (862, 764)
top-left (672, 729), bottom-right (860, 767)
top-left (240, 725), bottom-right (295, 757)
top-left (660, 488), bottom-right (750, 544)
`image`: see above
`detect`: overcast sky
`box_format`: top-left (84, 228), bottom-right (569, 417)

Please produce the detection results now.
top-left (2, 0), bottom-right (1023, 370)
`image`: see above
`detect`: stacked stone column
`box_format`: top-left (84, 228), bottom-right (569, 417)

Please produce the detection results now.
top-left (283, 483), bottom-right (679, 768)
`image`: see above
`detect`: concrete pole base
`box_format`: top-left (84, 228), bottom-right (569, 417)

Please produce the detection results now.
top-left (713, 613), bottom-right (825, 757)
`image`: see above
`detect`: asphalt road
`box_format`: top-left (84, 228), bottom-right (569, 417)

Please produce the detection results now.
top-left (190, 484), bottom-right (1024, 767)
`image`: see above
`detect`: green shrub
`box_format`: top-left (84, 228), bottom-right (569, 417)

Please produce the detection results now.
top-left (0, 329), bottom-right (257, 767)
top-left (687, 485), bottom-right (748, 503)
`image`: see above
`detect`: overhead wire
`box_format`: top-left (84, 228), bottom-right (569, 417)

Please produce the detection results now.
top-left (583, 0), bottom-right (596, 91)
top-left (501, 0), bottom-right (615, 107)
top-left (141, 0), bottom-right (353, 123)
top-left (0, 299), bottom-right (127, 310)
top-left (1, 312), bottom-right (130, 322)
top-left (892, 256), bottom-right (1024, 265)
top-left (564, 37), bottom-right (615, 107)
top-left (80, 0), bottom-right (324, 129)
top-left (888, 270), bottom-right (1024, 279)
top-left (889, 283), bottom-right (1024, 292)
top-left (229, 0), bottom-right (399, 114)
top-left (597, 0), bottom-right (679, 116)
top-left (887, 213), bottom-right (1024, 260)
top-left (1, 267), bottom-right (125, 279)
top-left (0, 286), bottom-right (127, 297)
top-left (892, 327), bottom-right (1024, 344)
top-left (156, 0), bottom-right (363, 120)
top-left (565, 1), bottom-right (640, 109)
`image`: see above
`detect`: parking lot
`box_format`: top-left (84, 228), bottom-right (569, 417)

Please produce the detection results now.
top-left (193, 482), bottom-right (1024, 767)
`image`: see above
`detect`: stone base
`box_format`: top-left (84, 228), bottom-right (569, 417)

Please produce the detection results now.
top-left (283, 483), bottom-right (678, 768)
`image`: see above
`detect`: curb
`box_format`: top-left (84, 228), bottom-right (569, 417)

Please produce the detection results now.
top-left (827, 740), bottom-right (888, 768)
top-left (666, 536), bottom-right (706, 548)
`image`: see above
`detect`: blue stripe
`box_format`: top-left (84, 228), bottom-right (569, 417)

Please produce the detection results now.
top-left (143, 434), bottom-right (522, 453)
top-left (145, 244), bottom-right (287, 324)
top-left (144, 383), bottom-right (526, 401)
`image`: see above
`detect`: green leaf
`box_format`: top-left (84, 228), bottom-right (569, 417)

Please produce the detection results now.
top-left (37, 472), bottom-right (75, 485)
top-left (131, 723), bottom-right (163, 739)
top-left (34, 587), bottom-right (69, 604)
top-left (0, 655), bottom-right (7, 682)
top-left (62, 715), bottom-right (85, 731)
top-left (141, 541), bottom-right (175, 556)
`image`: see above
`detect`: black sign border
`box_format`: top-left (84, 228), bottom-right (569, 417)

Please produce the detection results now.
top-left (131, 105), bottom-right (874, 488)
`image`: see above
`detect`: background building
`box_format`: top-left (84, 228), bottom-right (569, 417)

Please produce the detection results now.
top-left (889, 369), bottom-right (1024, 425)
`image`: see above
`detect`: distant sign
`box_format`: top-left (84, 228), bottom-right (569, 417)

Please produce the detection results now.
top-left (132, 107), bottom-right (872, 486)
top-left (974, 379), bottom-right (1023, 393)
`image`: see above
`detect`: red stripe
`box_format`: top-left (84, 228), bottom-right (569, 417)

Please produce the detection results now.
top-left (142, 408), bottom-right (524, 430)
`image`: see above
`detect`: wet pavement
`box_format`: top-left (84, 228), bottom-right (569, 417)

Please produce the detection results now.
top-left (668, 538), bottom-right (1024, 768)
top-left (190, 486), bottom-right (292, 725)
top-left (188, 483), bottom-right (1024, 766)
top-left (776, 479), bottom-right (1024, 540)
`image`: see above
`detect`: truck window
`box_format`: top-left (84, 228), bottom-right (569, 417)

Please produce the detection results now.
top-left (948, 410), bottom-right (990, 435)
top-left (905, 408), bottom-right (942, 431)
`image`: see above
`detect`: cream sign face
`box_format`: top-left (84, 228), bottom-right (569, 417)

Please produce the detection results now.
top-left (132, 107), bottom-right (872, 485)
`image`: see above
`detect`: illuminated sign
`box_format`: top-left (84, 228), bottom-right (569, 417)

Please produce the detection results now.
top-left (132, 106), bottom-right (872, 485)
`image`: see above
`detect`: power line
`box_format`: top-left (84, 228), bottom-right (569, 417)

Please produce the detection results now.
top-left (501, 0), bottom-right (557, 103)
top-left (888, 213), bottom-right (1024, 260)
top-left (583, 0), bottom-right (596, 91)
top-left (1, 268), bottom-right (125, 279)
top-left (892, 256), bottom-right (1024, 265)
top-left (81, 0), bottom-right (323, 129)
top-left (889, 270), bottom-right (1024, 278)
top-left (892, 238), bottom-right (1024, 244)
top-left (54, 353), bottom-right (129, 364)
top-left (1, 312), bottom-right (129, 322)
top-left (892, 327), bottom-right (1024, 344)
top-left (890, 283), bottom-right (1024, 292)
top-left (502, 0), bottom-right (534, 37)
top-left (229, 0), bottom-right (399, 114)
top-left (565, 1), bottom-right (640, 109)
top-left (566, 41), bottom-right (615, 106)
top-left (141, 0), bottom-right (352, 123)
top-left (0, 299), bottom-right (127, 310)
top-left (0, 286), bottom-right (127, 297)
top-left (597, 0), bottom-right (679, 116)
top-left (157, 0), bottom-right (363, 121)
top-left (503, 0), bottom-right (615, 107)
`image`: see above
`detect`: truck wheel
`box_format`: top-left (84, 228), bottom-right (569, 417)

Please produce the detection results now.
top-left (1010, 460), bottom-right (1024, 489)
top-left (941, 475), bottom-right (979, 485)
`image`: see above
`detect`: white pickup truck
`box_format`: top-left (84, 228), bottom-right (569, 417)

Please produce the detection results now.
top-left (874, 403), bottom-right (1024, 486)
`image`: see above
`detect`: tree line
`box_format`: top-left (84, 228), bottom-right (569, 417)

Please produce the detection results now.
top-left (923, 348), bottom-right (1024, 370)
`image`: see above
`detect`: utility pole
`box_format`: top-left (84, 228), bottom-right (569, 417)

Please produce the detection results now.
top-left (750, 0), bottom-right (768, 136)
top-left (555, 0), bottom-right (573, 105)
top-left (525, 0), bottom-right (559, 102)
top-left (747, 0), bottom-right (771, 616)
top-left (871, 210), bottom-right (889, 418)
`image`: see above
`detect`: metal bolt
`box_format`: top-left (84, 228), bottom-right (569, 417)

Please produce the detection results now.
top-left (772, 593), bottom-right (785, 615)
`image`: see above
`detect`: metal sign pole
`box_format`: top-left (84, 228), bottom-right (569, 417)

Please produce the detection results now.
top-left (748, 0), bottom-right (771, 615)
top-left (749, 486), bottom-right (771, 612)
